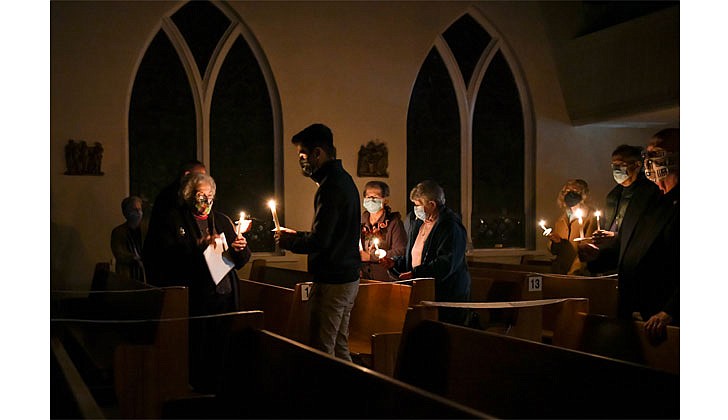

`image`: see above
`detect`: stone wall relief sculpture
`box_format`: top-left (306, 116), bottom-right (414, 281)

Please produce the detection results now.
top-left (64, 139), bottom-right (104, 175)
top-left (357, 140), bottom-right (388, 178)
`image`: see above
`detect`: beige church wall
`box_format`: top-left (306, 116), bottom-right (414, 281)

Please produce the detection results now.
top-left (50, 1), bottom-right (677, 288)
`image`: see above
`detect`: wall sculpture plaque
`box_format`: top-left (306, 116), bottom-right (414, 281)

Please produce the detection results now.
top-left (64, 139), bottom-right (104, 175)
top-left (357, 140), bottom-right (388, 178)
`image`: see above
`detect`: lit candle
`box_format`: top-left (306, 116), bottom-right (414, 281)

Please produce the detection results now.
top-left (538, 219), bottom-right (547, 232)
top-left (267, 200), bottom-right (281, 231)
top-left (594, 210), bottom-right (601, 231)
top-left (372, 237), bottom-right (386, 259)
top-left (574, 208), bottom-right (584, 238)
top-left (236, 211), bottom-right (246, 236)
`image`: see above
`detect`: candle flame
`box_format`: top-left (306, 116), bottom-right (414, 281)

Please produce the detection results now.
top-left (539, 220), bottom-right (546, 227)
top-left (267, 199), bottom-right (276, 210)
top-left (574, 208), bottom-right (584, 218)
top-left (594, 210), bottom-right (601, 218)
top-left (373, 238), bottom-right (380, 249)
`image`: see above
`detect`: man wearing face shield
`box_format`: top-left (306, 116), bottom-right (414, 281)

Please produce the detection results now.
top-left (581, 128), bottom-right (679, 340)
top-left (275, 123), bottom-right (361, 362)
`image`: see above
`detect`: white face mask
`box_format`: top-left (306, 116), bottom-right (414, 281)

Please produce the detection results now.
top-left (414, 205), bottom-right (427, 221)
top-left (612, 168), bottom-right (630, 184)
top-left (363, 198), bottom-right (383, 214)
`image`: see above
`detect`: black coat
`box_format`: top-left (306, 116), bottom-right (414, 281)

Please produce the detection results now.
top-left (392, 206), bottom-right (471, 304)
top-left (588, 176), bottom-right (661, 275)
top-left (279, 159), bottom-right (361, 284)
top-left (143, 205), bottom-right (251, 314)
top-left (618, 185), bottom-right (679, 323)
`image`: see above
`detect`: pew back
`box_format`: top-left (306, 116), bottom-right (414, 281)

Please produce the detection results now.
top-left (552, 312), bottom-right (679, 374)
top-left (348, 282), bottom-right (412, 357)
top-left (204, 329), bottom-right (492, 419)
top-left (395, 320), bottom-right (679, 419)
top-left (248, 258), bottom-right (313, 289)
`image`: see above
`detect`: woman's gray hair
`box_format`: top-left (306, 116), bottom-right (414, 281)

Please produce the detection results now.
top-left (409, 180), bottom-right (446, 206)
top-left (180, 172), bottom-right (216, 202)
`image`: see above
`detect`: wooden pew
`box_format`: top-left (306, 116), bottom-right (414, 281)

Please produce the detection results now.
top-left (552, 312), bottom-right (679, 374)
top-left (347, 282), bottom-right (412, 366)
top-left (52, 284), bottom-right (265, 418)
top-left (163, 328), bottom-right (491, 419)
top-left (468, 265), bottom-right (619, 341)
top-left (51, 336), bottom-right (105, 419)
top-left (248, 258), bottom-right (313, 289)
top-left (468, 266), bottom-right (544, 340)
top-left (395, 319), bottom-right (679, 419)
top-left (237, 278), bottom-right (295, 335)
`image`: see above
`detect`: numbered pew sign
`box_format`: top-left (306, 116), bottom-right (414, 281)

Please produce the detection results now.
top-left (528, 276), bottom-right (542, 291)
top-left (301, 284), bottom-right (312, 301)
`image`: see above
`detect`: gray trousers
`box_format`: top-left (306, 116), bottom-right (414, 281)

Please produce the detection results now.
top-left (308, 279), bottom-right (360, 361)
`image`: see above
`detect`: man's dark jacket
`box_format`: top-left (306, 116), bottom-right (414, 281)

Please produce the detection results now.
top-left (279, 159), bottom-right (361, 284)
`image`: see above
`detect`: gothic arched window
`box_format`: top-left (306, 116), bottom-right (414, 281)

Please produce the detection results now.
top-left (129, 0), bottom-right (282, 252)
top-left (407, 11), bottom-right (534, 251)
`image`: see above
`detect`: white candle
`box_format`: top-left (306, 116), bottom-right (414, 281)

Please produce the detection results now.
top-left (538, 219), bottom-right (547, 232)
top-left (372, 237), bottom-right (386, 258)
top-left (236, 211), bottom-right (246, 236)
top-left (574, 208), bottom-right (584, 238)
top-left (268, 200), bottom-right (281, 231)
top-left (594, 210), bottom-right (601, 231)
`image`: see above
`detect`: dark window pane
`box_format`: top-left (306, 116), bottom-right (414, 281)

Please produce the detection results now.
top-left (171, 0), bottom-right (231, 77)
top-left (442, 14), bottom-right (492, 86)
top-left (129, 30), bottom-right (196, 205)
top-left (472, 51), bottom-right (524, 248)
top-left (210, 36), bottom-right (275, 253)
top-left (406, 48), bottom-right (461, 216)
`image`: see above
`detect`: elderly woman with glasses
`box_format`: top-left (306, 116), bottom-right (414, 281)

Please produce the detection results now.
top-left (143, 172), bottom-right (252, 392)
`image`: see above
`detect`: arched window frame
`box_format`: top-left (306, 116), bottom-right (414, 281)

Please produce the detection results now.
top-left (423, 8), bottom-right (536, 253)
top-left (125, 0), bottom-right (284, 254)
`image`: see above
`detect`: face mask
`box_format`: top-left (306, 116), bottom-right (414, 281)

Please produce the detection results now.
top-left (563, 191), bottom-right (582, 208)
top-left (414, 205), bottom-right (427, 221)
top-left (192, 195), bottom-right (213, 217)
top-left (644, 150), bottom-right (678, 183)
top-left (299, 150), bottom-right (318, 178)
top-left (363, 198), bottom-right (383, 214)
top-left (612, 168), bottom-right (630, 184)
top-left (126, 210), bottom-right (143, 228)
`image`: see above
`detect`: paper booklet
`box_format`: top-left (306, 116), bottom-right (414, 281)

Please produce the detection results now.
top-left (203, 232), bottom-right (235, 285)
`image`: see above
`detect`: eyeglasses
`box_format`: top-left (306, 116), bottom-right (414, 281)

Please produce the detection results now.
top-left (610, 162), bottom-right (636, 171)
top-left (195, 192), bottom-right (214, 204)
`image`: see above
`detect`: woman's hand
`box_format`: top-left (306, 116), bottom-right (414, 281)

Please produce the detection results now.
top-left (379, 256), bottom-right (395, 270)
top-left (231, 235), bottom-right (248, 252)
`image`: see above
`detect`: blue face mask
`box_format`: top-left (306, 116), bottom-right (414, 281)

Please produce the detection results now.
top-left (363, 198), bottom-right (383, 214)
top-left (414, 205), bottom-right (427, 221)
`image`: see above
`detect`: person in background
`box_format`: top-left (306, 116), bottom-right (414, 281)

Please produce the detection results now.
top-left (275, 123), bottom-right (361, 362)
top-left (586, 145), bottom-right (661, 275)
top-left (379, 180), bottom-right (471, 326)
top-left (110, 195), bottom-right (146, 283)
top-left (359, 180), bottom-right (407, 281)
top-left (544, 179), bottom-right (597, 275)
top-left (582, 128), bottom-right (679, 340)
top-left (144, 172), bottom-right (251, 392)
top-left (143, 159), bottom-right (207, 285)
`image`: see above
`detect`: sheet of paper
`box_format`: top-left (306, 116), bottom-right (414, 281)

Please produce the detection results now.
top-left (203, 232), bottom-right (235, 285)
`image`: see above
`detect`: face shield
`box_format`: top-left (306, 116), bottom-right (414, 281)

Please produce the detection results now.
top-left (643, 148), bottom-right (679, 183)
